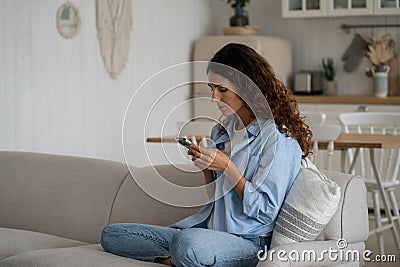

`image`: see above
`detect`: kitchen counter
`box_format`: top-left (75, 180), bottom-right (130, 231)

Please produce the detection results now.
top-left (295, 95), bottom-right (400, 105)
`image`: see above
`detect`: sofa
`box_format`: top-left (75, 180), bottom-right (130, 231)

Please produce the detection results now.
top-left (0, 151), bottom-right (369, 266)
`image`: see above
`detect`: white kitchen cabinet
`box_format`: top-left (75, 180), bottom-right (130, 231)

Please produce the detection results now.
top-left (327, 0), bottom-right (373, 16)
top-left (282, 0), bottom-right (399, 17)
top-left (281, 0), bottom-right (326, 18)
top-left (374, 0), bottom-right (400, 15)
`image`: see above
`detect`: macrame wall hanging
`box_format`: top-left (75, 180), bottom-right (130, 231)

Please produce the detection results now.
top-left (96, 0), bottom-right (132, 79)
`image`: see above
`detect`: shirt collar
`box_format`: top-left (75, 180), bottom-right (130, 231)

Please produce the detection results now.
top-left (213, 116), bottom-right (269, 145)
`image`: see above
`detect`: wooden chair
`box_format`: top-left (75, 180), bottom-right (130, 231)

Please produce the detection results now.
top-left (339, 112), bottom-right (400, 255)
top-left (302, 111), bottom-right (327, 125)
top-left (309, 124), bottom-right (341, 171)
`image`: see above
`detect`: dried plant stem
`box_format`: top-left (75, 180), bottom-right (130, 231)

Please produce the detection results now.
top-left (367, 33), bottom-right (396, 67)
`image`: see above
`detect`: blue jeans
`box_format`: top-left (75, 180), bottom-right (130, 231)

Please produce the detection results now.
top-left (101, 223), bottom-right (270, 267)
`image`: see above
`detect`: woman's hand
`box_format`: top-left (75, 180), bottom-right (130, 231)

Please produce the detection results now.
top-left (189, 144), bottom-right (246, 199)
top-left (188, 144), bottom-right (230, 173)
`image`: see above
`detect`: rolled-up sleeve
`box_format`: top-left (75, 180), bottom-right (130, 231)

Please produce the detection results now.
top-left (242, 133), bottom-right (301, 223)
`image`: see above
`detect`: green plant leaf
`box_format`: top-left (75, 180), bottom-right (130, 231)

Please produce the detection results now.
top-left (322, 57), bottom-right (336, 81)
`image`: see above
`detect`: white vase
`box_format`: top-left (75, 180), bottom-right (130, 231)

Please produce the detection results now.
top-left (372, 65), bottom-right (390, 98)
top-left (323, 80), bottom-right (336, 95)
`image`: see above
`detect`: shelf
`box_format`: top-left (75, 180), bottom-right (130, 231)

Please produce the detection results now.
top-left (295, 95), bottom-right (400, 105)
top-left (341, 23), bottom-right (400, 33)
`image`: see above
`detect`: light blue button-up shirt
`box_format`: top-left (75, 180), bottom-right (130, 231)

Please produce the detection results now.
top-left (171, 116), bottom-right (302, 239)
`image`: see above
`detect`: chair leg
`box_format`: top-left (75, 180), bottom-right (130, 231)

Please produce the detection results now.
top-left (388, 188), bottom-right (400, 252)
top-left (340, 150), bottom-right (346, 173)
top-left (372, 190), bottom-right (385, 255)
top-left (368, 149), bottom-right (400, 254)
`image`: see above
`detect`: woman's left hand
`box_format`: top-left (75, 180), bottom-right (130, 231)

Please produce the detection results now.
top-left (188, 144), bottom-right (230, 173)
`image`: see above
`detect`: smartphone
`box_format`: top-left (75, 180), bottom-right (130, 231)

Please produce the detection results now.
top-left (175, 137), bottom-right (192, 149)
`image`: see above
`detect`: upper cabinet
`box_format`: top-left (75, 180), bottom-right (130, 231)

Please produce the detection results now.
top-left (281, 0), bottom-right (325, 18)
top-left (282, 0), bottom-right (400, 18)
top-left (327, 0), bottom-right (373, 16)
top-left (374, 0), bottom-right (400, 15)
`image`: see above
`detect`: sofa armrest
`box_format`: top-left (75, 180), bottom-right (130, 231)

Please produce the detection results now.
top-left (257, 240), bottom-right (365, 267)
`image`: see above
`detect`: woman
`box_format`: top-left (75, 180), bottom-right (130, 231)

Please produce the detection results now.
top-left (101, 43), bottom-right (312, 267)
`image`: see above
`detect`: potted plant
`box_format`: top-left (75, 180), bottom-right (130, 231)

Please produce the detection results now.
top-left (322, 57), bottom-right (336, 95)
top-left (366, 33), bottom-right (395, 97)
top-left (224, 0), bottom-right (251, 27)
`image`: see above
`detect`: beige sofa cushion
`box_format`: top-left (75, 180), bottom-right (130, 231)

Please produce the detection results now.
top-left (0, 227), bottom-right (87, 261)
top-left (109, 164), bottom-right (204, 226)
top-left (0, 244), bottom-right (162, 267)
top-left (0, 152), bottom-right (130, 244)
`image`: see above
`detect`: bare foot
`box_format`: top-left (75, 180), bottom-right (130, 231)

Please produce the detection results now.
top-left (154, 257), bottom-right (171, 265)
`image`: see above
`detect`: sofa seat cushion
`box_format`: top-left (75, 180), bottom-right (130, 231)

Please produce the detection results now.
top-left (0, 244), bottom-right (163, 267)
top-left (0, 227), bottom-right (87, 261)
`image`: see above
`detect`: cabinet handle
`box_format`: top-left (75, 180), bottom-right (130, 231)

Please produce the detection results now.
top-left (357, 105), bottom-right (368, 112)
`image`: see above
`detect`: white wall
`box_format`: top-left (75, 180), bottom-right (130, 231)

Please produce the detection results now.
top-left (2, 0), bottom-right (400, 166)
top-left (0, 0), bottom-right (214, 166)
top-left (210, 0), bottom-right (400, 96)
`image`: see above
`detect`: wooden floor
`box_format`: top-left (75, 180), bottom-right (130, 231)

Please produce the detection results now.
top-left (364, 220), bottom-right (399, 266)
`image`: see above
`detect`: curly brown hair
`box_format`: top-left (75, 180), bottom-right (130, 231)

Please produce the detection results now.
top-left (207, 43), bottom-right (312, 158)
